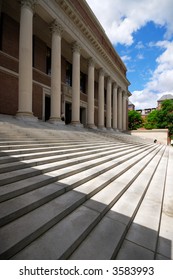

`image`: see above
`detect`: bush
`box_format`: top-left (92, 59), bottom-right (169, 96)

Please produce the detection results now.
top-left (128, 110), bottom-right (143, 130)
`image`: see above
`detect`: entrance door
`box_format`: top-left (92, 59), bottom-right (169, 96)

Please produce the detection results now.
top-left (80, 107), bottom-right (86, 126)
top-left (65, 102), bottom-right (71, 124)
top-left (45, 96), bottom-right (50, 121)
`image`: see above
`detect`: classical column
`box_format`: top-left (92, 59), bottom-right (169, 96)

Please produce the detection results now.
top-left (123, 91), bottom-right (128, 131)
top-left (16, 0), bottom-right (37, 120)
top-left (87, 58), bottom-right (95, 128)
top-left (71, 42), bottom-right (81, 126)
top-left (98, 68), bottom-right (105, 129)
top-left (106, 77), bottom-right (112, 129)
top-left (49, 19), bottom-right (63, 124)
top-left (113, 83), bottom-right (118, 130)
top-left (117, 87), bottom-right (123, 130)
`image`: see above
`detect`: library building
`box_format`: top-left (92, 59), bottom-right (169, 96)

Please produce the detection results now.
top-left (0, 0), bottom-right (130, 130)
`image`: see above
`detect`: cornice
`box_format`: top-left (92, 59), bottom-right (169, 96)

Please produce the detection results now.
top-left (58, 0), bottom-right (128, 84)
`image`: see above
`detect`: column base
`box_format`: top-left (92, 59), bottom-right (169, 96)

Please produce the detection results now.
top-left (87, 124), bottom-right (97, 130)
top-left (106, 127), bottom-right (113, 131)
top-left (16, 111), bottom-right (38, 122)
top-left (97, 125), bottom-right (106, 130)
top-left (48, 117), bottom-right (65, 125)
top-left (70, 121), bottom-right (83, 128)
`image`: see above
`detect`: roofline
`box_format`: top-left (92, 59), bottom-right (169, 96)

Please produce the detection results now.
top-left (67, 0), bottom-right (127, 75)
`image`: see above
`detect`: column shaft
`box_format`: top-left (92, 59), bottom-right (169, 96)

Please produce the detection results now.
top-left (106, 77), bottom-right (112, 129)
top-left (98, 69), bottom-right (104, 128)
top-left (123, 92), bottom-right (128, 131)
top-left (71, 42), bottom-right (81, 125)
top-left (118, 88), bottom-right (123, 130)
top-left (17, 1), bottom-right (36, 117)
top-left (113, 83), bottom-right (118, 129)
top-left (49, 20), bottom-right (62, 123)
top-left (87, 58), bottom-right (95, 127)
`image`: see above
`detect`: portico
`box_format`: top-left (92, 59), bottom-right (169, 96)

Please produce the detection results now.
top-left (0, 0), bottom-right (130, 130)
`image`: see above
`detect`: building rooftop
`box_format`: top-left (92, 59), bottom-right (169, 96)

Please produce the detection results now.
top-left (158, 94), bottom-right (173, 101)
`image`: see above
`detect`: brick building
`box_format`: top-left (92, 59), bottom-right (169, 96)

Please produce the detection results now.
top-left (0, 0), bottom-right (130, 129)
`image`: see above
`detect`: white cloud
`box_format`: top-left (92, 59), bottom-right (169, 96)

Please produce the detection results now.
top-left (130, 40), bottom-right (173, 109)
top-left (86, 0), bottom-right (173, 45)
top-left (86, 0), bottom-right (173, 109)
top-left (129, 90), bottom-right (159, 109)
top-left (147, 41), bottom-right (173, 91)
top-left (135, 41), bottom-right (145, 49)
top-left (136, 53), bottom-right (144, 60)
top-left (120, 55), bottom-right (131, 62)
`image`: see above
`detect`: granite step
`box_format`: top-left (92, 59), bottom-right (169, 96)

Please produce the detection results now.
top-left (0, 142), bottom-right (123, 164)
top-left (69, 146), bottom-right (167, 260)
top-left (0, 144), bottom-right (157, 226)
top-left (8, 146), bottom-right (165, 260)
top-left (115, 147), bottom-right (169, 260)
top-left (0, 143), bottom-right (124, 173)
top-left (156, 147), bottom-right (173, 260)
top-left (0, 144), bottom-right (146, 186)
top-left (0, 144), bottom-right (150, 202)
top-left (0, 139), bottom-right (109, 151)
top-left (0, 143), bottom-right (119, 163)
top-left (0, 117), bottom-right (170, 260)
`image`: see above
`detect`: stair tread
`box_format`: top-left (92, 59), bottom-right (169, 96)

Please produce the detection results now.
top-left (156, 147), bottom-right (173, 259)
top-left (0, 146), bottom-right (163, 259)
top-left (0, 190), bottom-right (86, 259)
top-left (0, 144), bottom-right (127, 172)
top-left (69, 146), bottom-right (166, 260)
top-left (0, 145), bottom-right (155, 224)
top-left (0, 145), bottom-right (143, 186)
top-left (0, 116), bottom-right (172, 260)
top-left (12, 206), bottom-right (100, 260)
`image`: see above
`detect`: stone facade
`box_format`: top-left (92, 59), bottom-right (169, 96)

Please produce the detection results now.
top-left (0, 0), bottom-right (130, 129)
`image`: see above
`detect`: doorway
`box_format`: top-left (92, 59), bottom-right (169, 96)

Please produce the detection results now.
top-left (80, 107), bottom-right (86, 126)
top-left (45, 95), bottom-right (50, 121)
top-left (65, 102), bottom-right (71, 124)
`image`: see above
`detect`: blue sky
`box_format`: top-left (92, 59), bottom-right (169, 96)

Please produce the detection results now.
top-left (86, 0), bottom-right (173, 109)
top-left (116, 22), bottom-right (166, 90)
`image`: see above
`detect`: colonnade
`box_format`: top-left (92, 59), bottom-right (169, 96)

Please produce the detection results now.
top-left (16, 0), bottom-right (128, 130)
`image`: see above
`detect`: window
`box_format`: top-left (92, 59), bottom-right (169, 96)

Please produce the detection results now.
top-left (66, 61), bottom-right (72, 86)
top-left (46, 47), bottom-right (51, 75)
top-left (80, 72), bottom-right (86, 93)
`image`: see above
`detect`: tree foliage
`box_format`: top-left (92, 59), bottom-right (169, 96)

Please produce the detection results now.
top-left (144, 99), bottom-right (173, 137)
top-left (128, 110), bottom-right (143, 130)
top-left (144, 110), bottom-right (159, 129)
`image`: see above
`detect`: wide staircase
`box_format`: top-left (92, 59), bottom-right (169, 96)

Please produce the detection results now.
top-left (0, 115), bottom-right (172, 260)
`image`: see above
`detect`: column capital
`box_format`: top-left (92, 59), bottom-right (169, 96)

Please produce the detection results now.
top-left (72, 41), bottom-right (81, 54)
top-left (107, 76), bottom-right (112, 84)
top-left (99, 68), bottom-right (105, 76)
top-left (113, 82), bottom-right (118, 89)
top-left (50, 19), bottom-right (63, 36)
top-left (123, 91), bottom-right (128, 99)
top-left (20, 0), bottom-right (38, 11)
top-left (118, 87), bottom-right (123, 93)
top-left (88, 57), bottom-right (95, 67)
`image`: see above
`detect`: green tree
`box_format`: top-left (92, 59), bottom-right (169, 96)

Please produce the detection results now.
top-left (128, 110), bottom-right (143, 130)
top-left (145, 99), bottom-right (173, 137)
top-left (144, 110), bottom-right (159, 129)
